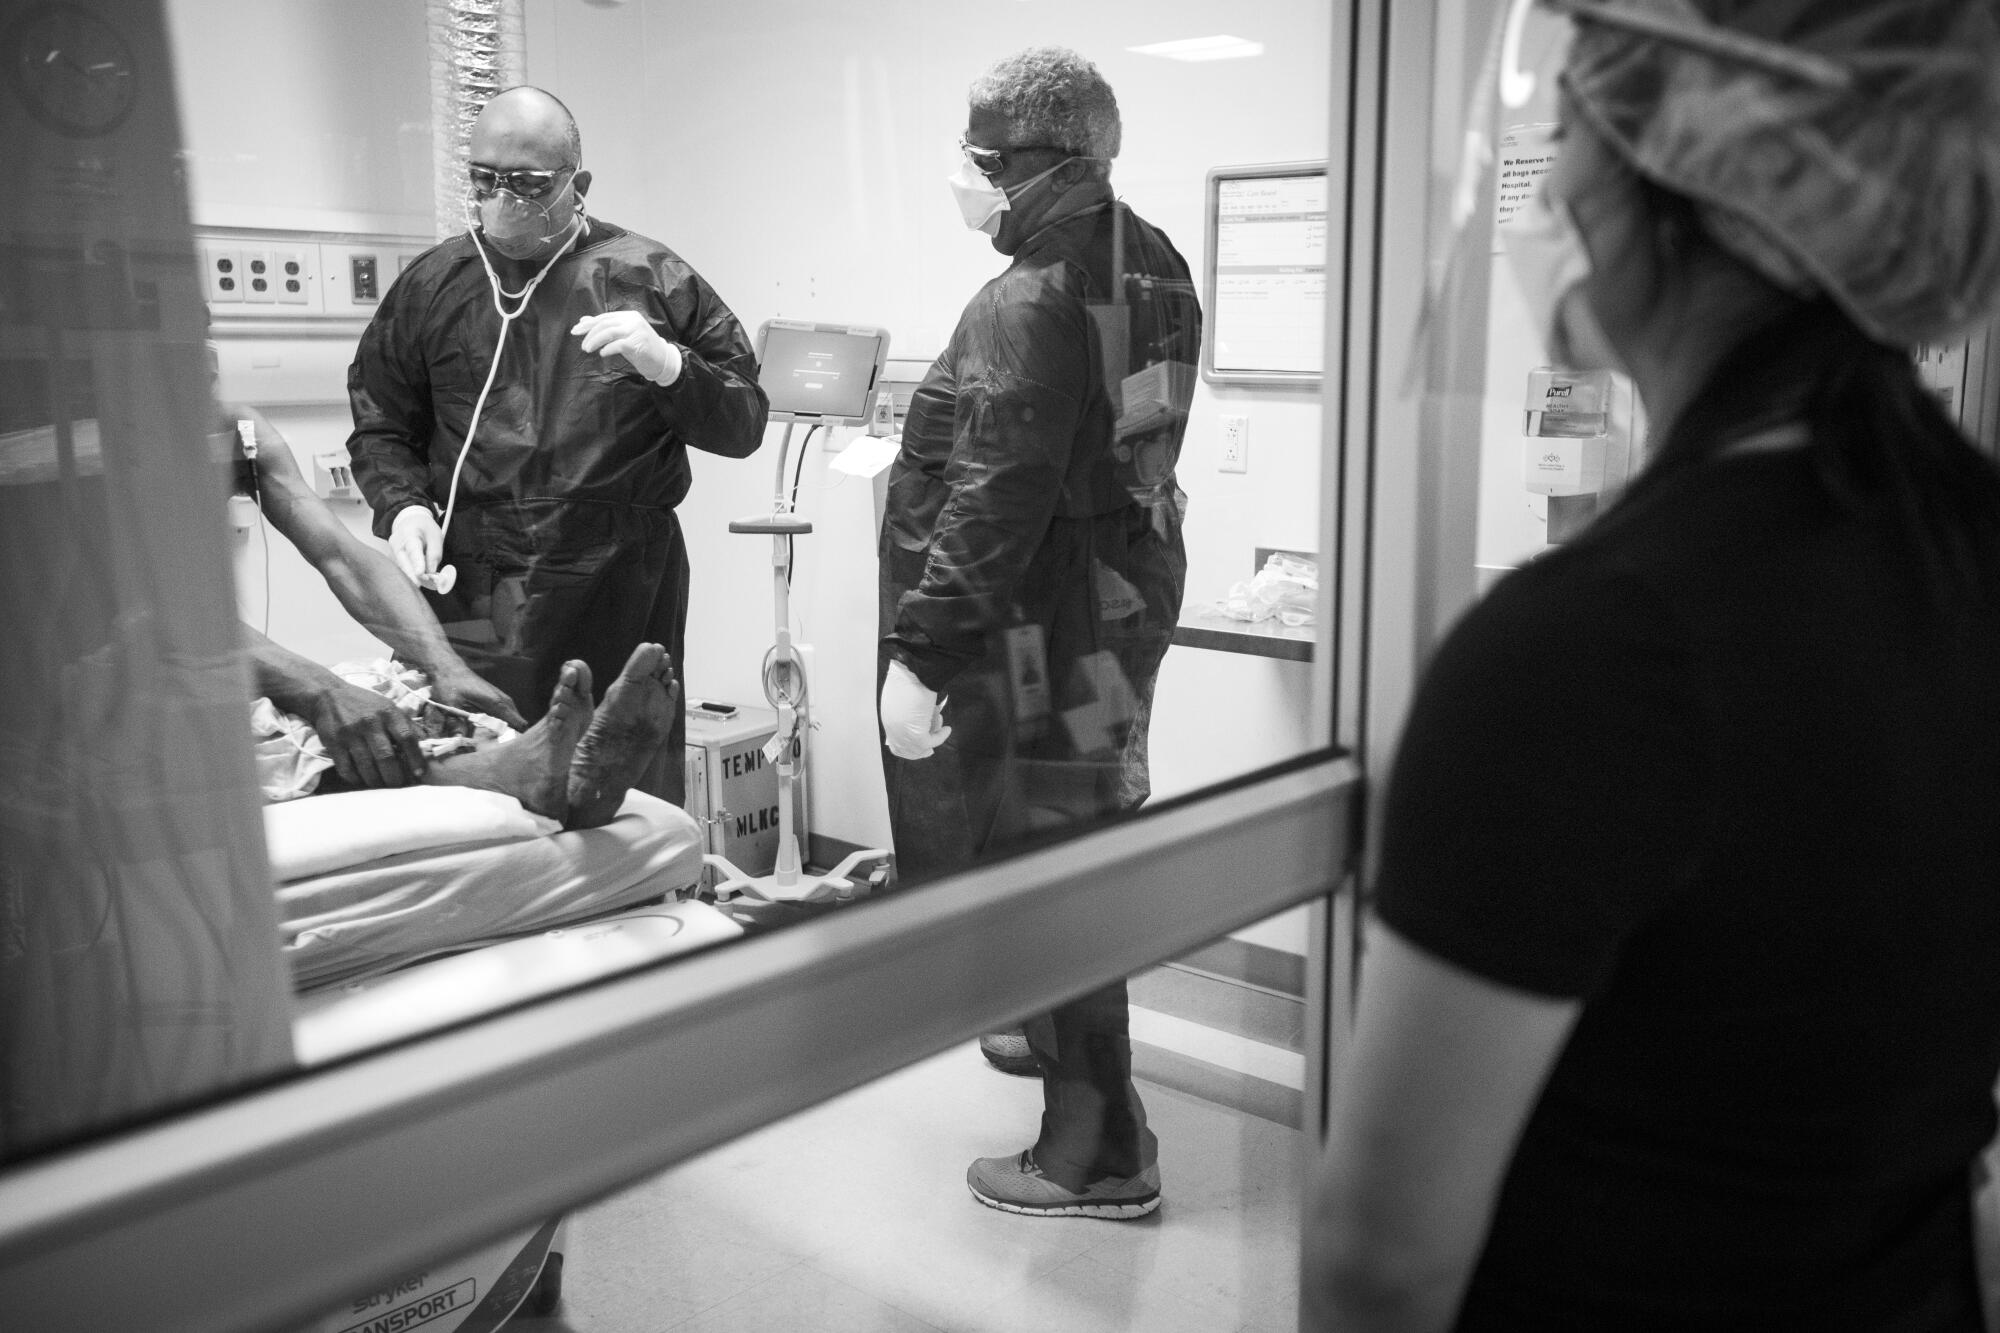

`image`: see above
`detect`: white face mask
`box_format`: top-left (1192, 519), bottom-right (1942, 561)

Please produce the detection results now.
top-left (1501, 179), bottom-right (1622, 372)
top-left (948, 159), bottom-right (1010, 235)
top-left (946, 157), bottom-right (1072, 237)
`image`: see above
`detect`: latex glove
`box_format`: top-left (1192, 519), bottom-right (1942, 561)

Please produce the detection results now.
top-left (310, 680), bottom-right (427, 788)
top-left (571, 311), bottom-right (684, 386)
top-left (880, 659), bottom-right (950, 760)
top-left (389, 504), bottom-right (443, 583)
top-left (430, 667), bottom-right (529, 733)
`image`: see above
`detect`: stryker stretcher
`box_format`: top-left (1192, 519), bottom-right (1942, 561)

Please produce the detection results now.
top-left (270, 785), bottom-right (742, 1327)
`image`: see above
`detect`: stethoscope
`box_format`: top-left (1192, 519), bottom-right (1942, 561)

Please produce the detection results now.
top-left (418, 206), bottom-right (585, 596)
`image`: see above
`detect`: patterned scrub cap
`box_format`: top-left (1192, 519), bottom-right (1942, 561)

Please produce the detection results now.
top-left (1549, 0), bottom-right (2000, 346)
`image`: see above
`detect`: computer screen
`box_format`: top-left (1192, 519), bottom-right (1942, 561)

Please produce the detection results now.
top-left (755, 320), bottom-right (892, 425)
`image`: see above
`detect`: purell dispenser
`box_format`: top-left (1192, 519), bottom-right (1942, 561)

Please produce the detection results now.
top-left (1523, 366), bottom-right (1612, 542)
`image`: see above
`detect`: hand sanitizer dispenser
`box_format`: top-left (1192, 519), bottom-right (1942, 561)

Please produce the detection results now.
top-left (1523, 367), bottom-right (1611, 496)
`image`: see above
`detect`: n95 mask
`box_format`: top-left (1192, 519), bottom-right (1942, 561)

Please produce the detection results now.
top-left (947, 157), bottom-right (1075, 237)
top-left (948, 159), bottom-right (1010, 235)
top-left (477, 177), bottom-right (579, 260)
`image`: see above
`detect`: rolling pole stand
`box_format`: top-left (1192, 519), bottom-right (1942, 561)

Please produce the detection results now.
top-left (705, 421), bottom-right (890, 905)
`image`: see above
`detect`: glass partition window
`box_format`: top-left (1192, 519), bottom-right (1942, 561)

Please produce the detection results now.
top-left (0, 1), bottom-right (1359, 1327)
top-left (7, 0), bottom-right (1340, 1223)
top-left (1414, 0), bottom-right (2000, 616)
top-left (3, 0), bottom-right (1351, 1105)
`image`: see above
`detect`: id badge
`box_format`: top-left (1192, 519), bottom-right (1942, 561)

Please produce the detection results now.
top-left (1004, 622), bottom-right (1051, 723)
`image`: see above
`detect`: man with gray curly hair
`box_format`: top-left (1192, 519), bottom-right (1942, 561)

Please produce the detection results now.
top-left (877, 46), bottom-right (1203, 1221)
top-left (966, 45), bottom-right (1123, 163)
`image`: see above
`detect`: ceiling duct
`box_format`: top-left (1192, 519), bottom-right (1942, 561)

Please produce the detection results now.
top-left (427, 0), bottom-right (527, 243)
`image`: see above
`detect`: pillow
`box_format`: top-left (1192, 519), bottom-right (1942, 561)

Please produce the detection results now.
top-left (263, 786), bottom-right (560, 882)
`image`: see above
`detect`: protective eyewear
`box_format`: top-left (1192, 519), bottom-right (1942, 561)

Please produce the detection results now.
top-left (467, 163), bottom-right (576, 200)
top-left (958, 137), bottom-right (1062, 179)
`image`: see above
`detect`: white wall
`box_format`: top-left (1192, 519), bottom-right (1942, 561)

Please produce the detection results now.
top-left (165, 0), bottom-right (432, 666)
top-left (164, 0), bottom-right (431, 235)
top-left (169, 0), bottom-right (1338, 885)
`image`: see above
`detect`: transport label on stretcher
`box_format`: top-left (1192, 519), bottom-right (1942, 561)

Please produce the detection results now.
top-left (336, 1278), bottom-right (475, 1333)
top-left (320, 1216), bottom-right (557, 1333)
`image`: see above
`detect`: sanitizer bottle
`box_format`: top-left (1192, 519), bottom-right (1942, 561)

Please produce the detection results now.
top-left (1522, 366), bottom-right (1611, 497)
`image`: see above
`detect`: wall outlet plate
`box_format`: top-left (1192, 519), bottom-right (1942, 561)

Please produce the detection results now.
top-left (240, 248), bottom-right (275, 304)
top-left (199, 243), bottom-right (243, 303)
top-left (1219, 414), bottom-right (1249, 473)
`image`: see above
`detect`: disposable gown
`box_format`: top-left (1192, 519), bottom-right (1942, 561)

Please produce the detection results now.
top-left (347, 220), bottom-right (768, 803)
top-left (879, 187), bottom-right (1201, 879)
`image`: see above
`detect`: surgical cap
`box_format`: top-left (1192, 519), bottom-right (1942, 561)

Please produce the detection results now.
top-left (1551, 0), bottom-right (2000, 346)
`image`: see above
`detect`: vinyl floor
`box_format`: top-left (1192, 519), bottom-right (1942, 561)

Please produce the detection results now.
top-left (510, 1039), bottom-right (1305, 1332)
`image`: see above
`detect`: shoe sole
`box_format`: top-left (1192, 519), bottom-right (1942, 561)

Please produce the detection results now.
top-left (980, 1053), bottom-right (1040, 1078)
top-left (967, 1183), bottom-right (1161, 1220)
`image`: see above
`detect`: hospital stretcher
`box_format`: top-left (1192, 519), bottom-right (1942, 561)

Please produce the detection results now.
top-left (270, 785), bottom-right (742, 1329)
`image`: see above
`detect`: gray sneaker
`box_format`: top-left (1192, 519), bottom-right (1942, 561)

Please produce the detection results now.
top-left (977, 1031), bottom-right (1039, 1078)
top-left (966, 1149), bottom-right (1162, 1219)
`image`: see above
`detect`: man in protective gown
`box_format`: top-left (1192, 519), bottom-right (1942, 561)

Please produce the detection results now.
top-left (348, 86), bottom-right (767, 805)
top-left (878, 47), bottom-right (1201, 1219)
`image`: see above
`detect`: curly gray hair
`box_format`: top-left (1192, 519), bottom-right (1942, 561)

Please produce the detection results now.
top-left (968, 46), bottom-right (1122, 159)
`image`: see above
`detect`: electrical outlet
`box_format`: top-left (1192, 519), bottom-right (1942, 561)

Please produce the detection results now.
top-left (1219, 414), bottom-right (1249, 473)
top-left (241, 248), bottom-right (275, 304)
top-left (199, 243), bottom-right (242, 303)
top-left (269, 246), bottom-right (312, 305)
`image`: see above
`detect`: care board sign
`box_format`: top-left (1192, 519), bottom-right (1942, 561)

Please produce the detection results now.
top-left (1202, 161), bottom-right (1328, 385)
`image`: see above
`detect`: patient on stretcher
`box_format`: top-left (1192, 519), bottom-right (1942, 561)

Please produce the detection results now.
top-left (257, 642), bottom-right (677, 832)
top-left (217, 398), bottom-right (676, 831)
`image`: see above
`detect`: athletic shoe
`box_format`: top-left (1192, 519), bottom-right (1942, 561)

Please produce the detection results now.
top-left (966, 1149), bottom-right (1162, 1219)
top-left (977, 1031), bottom-right (1039, 1078)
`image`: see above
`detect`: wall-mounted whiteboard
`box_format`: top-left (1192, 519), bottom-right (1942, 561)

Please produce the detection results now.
top-left (1201, 161), bottom-right (1328, 385)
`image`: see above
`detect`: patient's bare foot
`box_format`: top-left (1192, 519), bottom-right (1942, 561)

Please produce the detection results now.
top-left (423, 659), bottom-right (595, 820)
top-left (565, 642), bottom-right (678, 830)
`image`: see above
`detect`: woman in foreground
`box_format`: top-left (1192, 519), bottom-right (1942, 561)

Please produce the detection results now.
top-left (1305, 1), bottom-right (2000, 1329)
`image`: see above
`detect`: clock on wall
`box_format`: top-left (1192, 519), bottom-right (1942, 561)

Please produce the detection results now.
top-left (9, 3), bottom-right (137, 138)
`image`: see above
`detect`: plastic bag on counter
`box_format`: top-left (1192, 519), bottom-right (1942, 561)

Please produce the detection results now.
top-left (1217, 551), bottom-right (1318, 627)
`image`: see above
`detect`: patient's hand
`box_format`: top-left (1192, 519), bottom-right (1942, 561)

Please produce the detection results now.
top-left (431, 668), bottom-right (529, 733)
top-left (311, 680), bottom-right (427, 788)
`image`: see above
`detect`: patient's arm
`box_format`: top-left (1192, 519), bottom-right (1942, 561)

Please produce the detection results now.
top-left (237, 405), bottom-right (528, 730)
top-left (245, 624), bottom-right (427, 788)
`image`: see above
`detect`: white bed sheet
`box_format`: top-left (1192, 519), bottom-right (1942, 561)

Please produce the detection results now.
top-left (280, 790), bottom-right (706, 991)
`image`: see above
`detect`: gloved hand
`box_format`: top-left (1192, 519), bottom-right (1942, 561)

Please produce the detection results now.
top-left (880, 658), bottom-right (950, 760)
top-left (309, 680), bottom-right (427, 788)
top-left (389, 504), bottom-right (443, 584)
top-left (571, 311), bottom-right (684, 386)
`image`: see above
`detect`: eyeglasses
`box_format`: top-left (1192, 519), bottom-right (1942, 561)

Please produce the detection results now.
top-left (467, 163), bottom-right (576, 200)
top-left (958, 137), bottom-right (1063, 180)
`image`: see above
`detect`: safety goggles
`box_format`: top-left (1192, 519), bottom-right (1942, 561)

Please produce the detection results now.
top-left (467, 163), bottom-right (576, 200)
top-left (958, 137), bottom-right (1063, 180)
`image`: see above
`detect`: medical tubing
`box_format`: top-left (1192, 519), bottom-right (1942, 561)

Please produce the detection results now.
top-left (762, 641), bottom-right (808, 713)
top-left (784, 425), bottom-right (818, 587)
top-left (257, 501), bottom-right (270, 634)
top-left (432, 222), bottom-right (581, 554)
